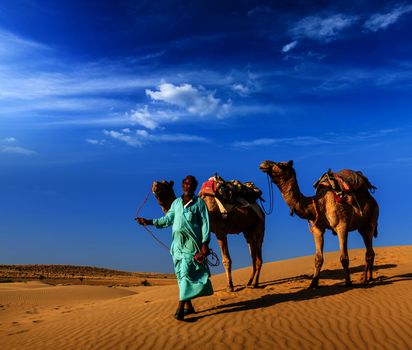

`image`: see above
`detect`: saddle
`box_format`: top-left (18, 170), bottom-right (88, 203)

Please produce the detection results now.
top-left (199, 175), bottom-right (263, 204)
top-left (199, 175), bottom-right (264, 220)
top-left (313, 169), bottom-right (377, 209)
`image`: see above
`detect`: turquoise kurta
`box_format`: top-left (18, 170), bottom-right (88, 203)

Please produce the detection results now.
top-left (153, 196), bottom-right (214, 301)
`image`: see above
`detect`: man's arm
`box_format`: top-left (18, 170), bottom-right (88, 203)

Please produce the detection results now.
top-left (136, 200), bottom-right (176, 228)
top-left (153, 200), bottom-right (175, 228)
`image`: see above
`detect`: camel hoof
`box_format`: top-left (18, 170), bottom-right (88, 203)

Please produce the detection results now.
top-left (226, 286), bottom-right (234, 292)
top-left (361, 277), bottom-right (373, 285)
top-left (308, 278), bottom-right (319, 289)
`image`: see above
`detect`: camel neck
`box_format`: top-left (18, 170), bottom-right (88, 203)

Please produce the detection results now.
top-left (277, 173), bottom-right (316, 221)
top-left (157, 196), bottom-right (176, 214)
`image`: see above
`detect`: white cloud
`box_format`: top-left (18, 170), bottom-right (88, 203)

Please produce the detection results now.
top-left (103, 130), bottom-right (143, 147)
top-left (4, 137), bottom-right (16, 142)
top-left (364, 4), bottom-right (412, 32)
top-left (231, 83), bottom-right (250, 96)
top-left (86, 138), bottom-right (105, 145)
top-left (290, 14), bottom-right (358, 42)
top-left (282, 40), bottom-right (298, 53)
top-left (0, 146), bottom-right (37, 155)
top-left (136, 129), bottom-right (149, 137)
top-left (128, 105), bottom-right (158, 130)
top-left (146, 83), bottom-right (231, 117)
top-left (103, 128), bottom-right (209, 147)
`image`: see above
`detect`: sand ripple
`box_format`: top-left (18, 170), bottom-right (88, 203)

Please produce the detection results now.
top-left (1, 246), bottom-right (411, 350)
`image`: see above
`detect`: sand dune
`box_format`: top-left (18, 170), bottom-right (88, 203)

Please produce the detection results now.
top-left (1, 246), bottom-right (411, 350)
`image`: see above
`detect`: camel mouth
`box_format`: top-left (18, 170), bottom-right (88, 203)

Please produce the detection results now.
top-left (151, 182), bottom-right (159, 193)
top-left (259, 161), bottom-right (272, 173)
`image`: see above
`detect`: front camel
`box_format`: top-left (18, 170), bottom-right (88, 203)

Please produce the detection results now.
top-left (259, 160), bottom-right (379, 288)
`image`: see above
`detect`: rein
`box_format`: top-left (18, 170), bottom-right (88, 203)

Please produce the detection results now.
top-left (308, 199), bottom-right (319, 233)
top-left (259, 173), bottom-right (274, 215)
top-left (135, 190), bottom-right (170, 252)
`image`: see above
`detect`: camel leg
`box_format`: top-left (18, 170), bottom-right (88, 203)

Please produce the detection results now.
top-left (359, 228), bottom-right (375, 284)
top-left (217, 235), bottom-right (234, 292)
top-left (253, 240), bottom-right (263, 288)
top-left (251, 224), bottom-right (264, 288)
top-left (245, 238), bottom-right (257, 287)
top-left (337, 227), bottom-right (351, 287)
top-left (309, 226), bottom-right (325, 289)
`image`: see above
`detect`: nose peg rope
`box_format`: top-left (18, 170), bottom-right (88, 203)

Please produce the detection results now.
top-left (135, 190), bottom-right (170, 251)
top-left (259, 174), bottom-right (274, 215)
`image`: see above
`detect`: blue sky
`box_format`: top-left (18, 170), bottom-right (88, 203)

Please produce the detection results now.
top-left (1, 0), bottom-right (411, 273)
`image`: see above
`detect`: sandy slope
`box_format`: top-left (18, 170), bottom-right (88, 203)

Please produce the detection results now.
top-left (0, 246), bottom-right (411, 350)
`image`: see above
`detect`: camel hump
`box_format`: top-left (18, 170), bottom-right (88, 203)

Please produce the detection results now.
top-left (199, 174), bottom-right (263, 204)
top-left (314, 169), bottom-right (377, 194)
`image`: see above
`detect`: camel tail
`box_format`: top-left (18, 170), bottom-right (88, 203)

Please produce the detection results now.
top-left (374, 223), bottom-right (378, 238)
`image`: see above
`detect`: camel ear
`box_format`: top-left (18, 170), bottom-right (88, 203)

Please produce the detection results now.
top-left (170, 181), bottom-right (174, 187)
top-left (287, 160), bottom-right (294, 167)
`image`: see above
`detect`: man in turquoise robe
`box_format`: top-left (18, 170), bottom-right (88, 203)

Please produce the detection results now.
top-left (137, 175), bottom-right (213, 320)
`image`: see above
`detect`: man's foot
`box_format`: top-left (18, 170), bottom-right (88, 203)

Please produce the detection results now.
top-left (175, 301), bottom-right (185, 321)
top-left (184, 306), bottom-right (195, 316)
top-left (174, 309), bottom-right (185, 321)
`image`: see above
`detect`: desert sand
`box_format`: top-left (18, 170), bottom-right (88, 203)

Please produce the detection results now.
top-left (0, 245), bottom-right (411, 350)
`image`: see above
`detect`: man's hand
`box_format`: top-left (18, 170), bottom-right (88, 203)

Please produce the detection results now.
top-left (135, 217), bottom-right (152, 226)
top-left (201, 243), bottom-right (210, 256)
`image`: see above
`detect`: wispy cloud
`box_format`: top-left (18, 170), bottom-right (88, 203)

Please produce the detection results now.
top-left (146, 82), bottom-right (231, 117)
top-left (126, 105), bottom-right (180, 130)
top-left (86, 138), bottom-right (105, 145)
top-left (0, 146), bottom-right (37, 155)
top-left (289, 14), bottom-right (358, 42)
top-left (247, 6), bottom-right (273, 17)
top-left (0, 136), bottom-right (36, 155)
top-left (103, 128), bottom-right (209, 147)
top-left (234, 136), bottom-right (332, 148)
top-left (234, 129), bottom-right (399, 148)
top-left (364, 4), bottom-right (412, 32)
top-left (282, 40), bottom-right (298, 53)
top-left (0, 29), bottom-right (50, 62)
top-left (103, 129), bottom-right (143, 147)
top-left (231, 83), bottom-right (251, 96)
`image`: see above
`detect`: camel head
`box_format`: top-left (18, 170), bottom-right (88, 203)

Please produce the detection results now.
top-left (151, 180), bottom-right (176, 213)
top-left (259, 160), bottom-right (295, 184)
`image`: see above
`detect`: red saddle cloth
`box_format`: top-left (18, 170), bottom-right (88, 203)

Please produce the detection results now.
top-left (334, 170), bottom-right (368, 192)
top-left (199, 177), bottom-right (218, 196)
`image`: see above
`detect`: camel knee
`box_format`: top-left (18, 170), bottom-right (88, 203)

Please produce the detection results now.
top-left (222, 259), bottom-right (232, 270)
top-left (340, 256), bottom-right (349, 269)
top-left (366, 249), bottom-right (375, 262)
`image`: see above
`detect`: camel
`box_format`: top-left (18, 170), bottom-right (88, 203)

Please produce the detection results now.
top-left (259, 160), bottom-right (379, 288)
top-left (151, 180), bottom-right (265, 292)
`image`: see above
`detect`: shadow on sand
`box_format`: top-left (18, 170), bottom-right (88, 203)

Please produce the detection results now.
top-left (185, 264), bottom-right (411, 322)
